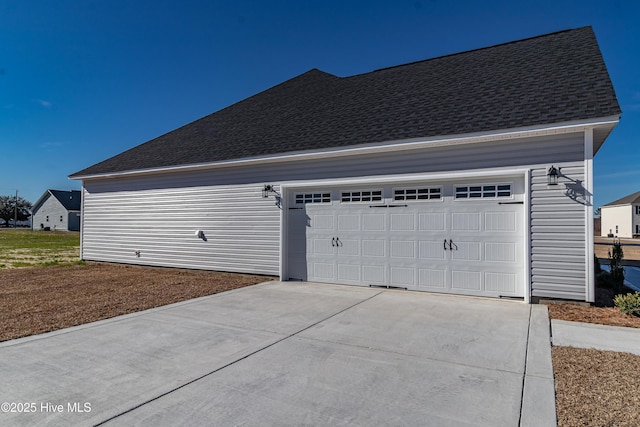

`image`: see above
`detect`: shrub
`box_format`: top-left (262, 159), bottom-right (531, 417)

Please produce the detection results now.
top-left (596, 270), bottom-right (614, 289)
top-left (608, 239), bottom-right (625, 293)
top-left (614, 292), bottom-right (640, 317)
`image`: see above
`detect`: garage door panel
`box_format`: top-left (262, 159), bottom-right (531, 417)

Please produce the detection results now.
top-left (451, 241), bottom-right (481, 261)
top-left (419, 212), bottom-right (446, 231)
top-left (419, 241), bottom-right (446, 260)
top-left (337, 263), bottom-right (361, 282)
top-left (485, 211), bottom-right (517, 232)
top-left (390, 240), bottom-right (415, 259)
top-left (485, 242), bottom-right (517, 263)
top-left (313, 239), bottom-right (334, 255)
top-left (288, 179), bottom-right (524, 298)
top-left (485, 272), bottom-right (517, 293)
top-left (312, 214), bottom-right (334, 230)
top-left (451, 270), bottom-right (482, 291)
top-left (362, 240), bottom-right (386, 257)
top-left (362, 264), bottom-right (386, 284)
top-left (451, 212), bottom-right (481, 231)
top-left (363, 214), bottom-right (385, 231)
top-left (390, 214), bottom-right (415, 231)
top-left (337, 214), bottom-right (360, 231)
top-left (390, 267), bottom-right (416, 287)
top-left (312, 262), bottom-right (335, 280)
top-left (337, 239), bottom-right (360, 256)
top-left (418, 269), bottom-right (446, 288)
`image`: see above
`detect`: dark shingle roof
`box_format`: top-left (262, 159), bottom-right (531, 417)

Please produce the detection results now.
top-left (32, 190), bottom-right (81, 213)
top-left (603, 191), bottom-right (640, 207)
top-left (50, 190), bottom-right (81, 211)
top-left (71, 26), bottom-right (621, 178)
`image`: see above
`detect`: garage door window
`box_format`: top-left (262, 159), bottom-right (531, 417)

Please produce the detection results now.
top-left (394, 187), bottom-right (441, 201)
top-left (455, 184), bottom-right (511, 199)
top-left (296, 193), bottom-right (331, 204)
top-left (341, 190), bottom-right (382, 203)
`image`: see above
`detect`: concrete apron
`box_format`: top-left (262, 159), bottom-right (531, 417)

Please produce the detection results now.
top-left (0, 281), bottom-right (555, 426)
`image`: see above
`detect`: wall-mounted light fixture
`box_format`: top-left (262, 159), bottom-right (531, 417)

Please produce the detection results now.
top-left (547, 165), bottom-right (560, 186)
top-left (262, 184), bottom-right (276, 198)
top-left (261, 184), bottom-right (282, 208)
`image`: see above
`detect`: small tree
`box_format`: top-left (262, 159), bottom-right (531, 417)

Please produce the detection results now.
top-left (0, 195), bottom-right (32, 227)
top-left (608, 238), bottom-right (625, 294)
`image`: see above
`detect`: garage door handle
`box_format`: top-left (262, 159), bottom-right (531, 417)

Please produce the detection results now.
top-left (332, 237), bottom-right (336, 247)
top-left (444, 239), bottom-right (448, 251)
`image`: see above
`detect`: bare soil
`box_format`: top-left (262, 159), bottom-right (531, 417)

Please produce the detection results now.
top-left (0, 262), bottom-right (272, 342)
top-left (553, 347), bottom-right (640, 426)
top-left (546, 278), bottom-right (640, 426)
top-left (546, 286), bottom-right (640, 329)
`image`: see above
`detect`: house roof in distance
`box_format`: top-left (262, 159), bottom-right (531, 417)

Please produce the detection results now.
top-left (603, 191), bottom-right (640, 207)
top-left (71, 26), bottom-right (621, 179)
top-left (32, 190), bottom-right (82, 213)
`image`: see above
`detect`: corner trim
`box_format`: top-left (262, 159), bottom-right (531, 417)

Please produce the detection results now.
top-left (585, 129), bottom-right (595, 302)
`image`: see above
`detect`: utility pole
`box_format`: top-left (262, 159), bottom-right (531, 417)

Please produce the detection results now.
top-left (14, 189), bottom-right (18, 227)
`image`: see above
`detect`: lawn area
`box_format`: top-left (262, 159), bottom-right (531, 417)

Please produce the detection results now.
top-left (0, 228), bottom-right (81, 268)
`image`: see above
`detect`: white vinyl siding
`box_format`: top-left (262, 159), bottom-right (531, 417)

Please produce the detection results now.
top-left (530, 163), bottom-right (587, 300)
top-left (81, 184), bottom-right (280, 275)
top-left (80, 132), bottom-right (588, 299)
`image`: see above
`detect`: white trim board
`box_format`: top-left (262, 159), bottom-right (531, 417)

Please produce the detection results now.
top-left (71, 116), bottom-right (619, 181)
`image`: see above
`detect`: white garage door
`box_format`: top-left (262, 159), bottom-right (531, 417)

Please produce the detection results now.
top-left (287, 179), bottom-right (525, 298)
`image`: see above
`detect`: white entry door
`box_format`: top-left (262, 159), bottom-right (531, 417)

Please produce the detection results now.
top-left (286, 179), bottom-right (525, 298)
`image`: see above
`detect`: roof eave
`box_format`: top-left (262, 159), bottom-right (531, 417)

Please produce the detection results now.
top-left (70, 115), bottom-right (620, 181)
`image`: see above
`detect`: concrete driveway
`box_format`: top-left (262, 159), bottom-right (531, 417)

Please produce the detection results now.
top-left (0, 281), bottom-right (555, 426)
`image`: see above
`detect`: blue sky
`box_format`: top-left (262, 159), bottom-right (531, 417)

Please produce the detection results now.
top-left (1, 0), bottom-right (638, 209)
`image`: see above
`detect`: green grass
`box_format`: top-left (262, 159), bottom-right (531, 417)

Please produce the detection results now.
top-left (0, 228), bottom-right (80, 250)
top-left (0, 229), bottom-right (81, 268)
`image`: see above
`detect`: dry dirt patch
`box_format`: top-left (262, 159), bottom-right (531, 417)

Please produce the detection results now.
top-left (0, 247), bottom-right (81, 268)
top-left (553, 347), bottom-right (640, 426)
top-left (0, 263), bottom-right (272, 342)
top-left (547, 303), bottom-right (640, 329)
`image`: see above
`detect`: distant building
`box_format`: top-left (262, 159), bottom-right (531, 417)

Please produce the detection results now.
top-left (600, 191), bottom-right (640, 238)
top-left (31, 190), bottom-right (81, 231)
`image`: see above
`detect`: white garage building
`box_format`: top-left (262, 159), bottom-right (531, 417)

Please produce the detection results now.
top-left (70, 27), bottom-right (621, 302)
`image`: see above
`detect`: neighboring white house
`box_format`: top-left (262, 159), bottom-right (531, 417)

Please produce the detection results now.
top-left (31, 190), bottom-right (82, 231)
top-left (70, 27), bottom-right (621, 303)
top-left (600, 191), bottom-right (640, 238)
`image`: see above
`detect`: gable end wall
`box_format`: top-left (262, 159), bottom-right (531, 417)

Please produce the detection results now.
top-left (32, 196), bottom-right (71, 231)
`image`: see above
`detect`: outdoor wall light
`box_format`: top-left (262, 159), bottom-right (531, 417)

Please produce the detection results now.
top-left (547, 165), bottom-right (560, 186)
top-left (262, 184), bottom-right (275, 198)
